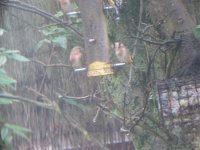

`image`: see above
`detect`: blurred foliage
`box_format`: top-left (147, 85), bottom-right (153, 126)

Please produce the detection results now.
top-left (34, 11), bottom-right (83, 52)
top-left (0, 28), bottom-right (31, 150)
top-left (194, 25), bottom-right (200, 39)
top-left (103, 0), bottom-right (195, 149)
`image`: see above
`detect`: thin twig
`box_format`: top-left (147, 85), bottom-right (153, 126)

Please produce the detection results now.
top-left (127, 34), bottom-right (181, 46)
top-left (59, 95), bottom-right (92, 100)
top-left (32, 59), bottom-right (71, 68)
top-left (38, 45), bottom-right (54, 93)
top-left (0, 94), bottom-right (56, 110)
top-left (25, 86), bottom-right (51, 103)
top-left (92, 107), bottom-right (101, 123)
top-left (97, 104), bottom-right (124, 121)
top-left (129, 90), bottom-right (149, 132)
top-left (10, 12), bottom-right (74, 30)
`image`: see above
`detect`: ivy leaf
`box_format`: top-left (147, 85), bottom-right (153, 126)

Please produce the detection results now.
top-left (52, 36), bottom-right (67, 49)
top-left (8, 53), bottom-right (30, 62)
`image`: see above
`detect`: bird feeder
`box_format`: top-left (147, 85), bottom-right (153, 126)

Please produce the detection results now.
top-left (87, 61), bottom-right (113, 77)
top-left (74, 62), bottom-right (126, 77)
top-left (75, 0), bottom-right (127, 77)
top-left (156, 74), bottom-right (200, 128)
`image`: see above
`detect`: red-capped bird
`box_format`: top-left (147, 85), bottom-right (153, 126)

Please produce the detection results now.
top-left (114, 42), bottom-right (133, 63)
top-left (69, 46), bottom-right (83, 69)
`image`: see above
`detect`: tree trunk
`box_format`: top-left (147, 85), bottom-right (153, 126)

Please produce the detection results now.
top-left (148, 0), bottom-right (200, 77)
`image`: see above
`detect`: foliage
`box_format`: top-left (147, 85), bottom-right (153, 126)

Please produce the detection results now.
top-left (194, 25), bottom-right (200, 39)
top-left (0, 28), bottom-right (31, 149)
top-left (34, 12), bottom-right (83, 52)
top-left (104, 0), bottom-right (193, 149)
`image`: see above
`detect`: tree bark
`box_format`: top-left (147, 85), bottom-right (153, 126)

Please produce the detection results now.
top-left (148, 0), bottom-right (199, 77)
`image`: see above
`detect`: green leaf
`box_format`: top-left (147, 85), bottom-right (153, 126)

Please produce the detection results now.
top-left (8, 53), bottom-right (30, 62)
top-left (5, 50), bottom-right (20, 54)
top-left (0, 28), bottom-right (5, 36)
top-left (62, 98), bottom-right (88, 111)
top-left (0, 98), bottom-right (13, 105)
top-left (194, 25), bottom-right (200, 39)
top-left (54, 11), bottom-right (64, 17)
top-left (4, 135), bottom-right (13, 144)
top-left (0, 55), bottom-right (7, 66)
top-left (5, 124), bottom-right (31, 140)
top-left (34, 39), bottom-right (51, 51)
top-left (41, 26), bottom-right (67, 36)
top-left (41, 27), bottom-right (58, 36)
top-left (52, 36), bottom-right (67, 49)
top-left (196, 25), bottom-right (200, 29)
top-left (0, 70), bottom-right (16, 86)
top-left (1, 127), bottom-right (9, 140)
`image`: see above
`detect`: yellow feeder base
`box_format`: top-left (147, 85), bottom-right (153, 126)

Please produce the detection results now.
top-left (87, 61), bottom-right (114, 77)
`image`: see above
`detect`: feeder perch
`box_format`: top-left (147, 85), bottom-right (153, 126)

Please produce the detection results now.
top-left (104, 6), bottom-right (115, 10)
top-left (89, 39), bottom-right (96, 43)
top-left (87, 61), bottom-right (114, 77)
top-left (74, 62), bottom-right (126, 76)
top-left (67, 11), bottom-right (80, 16)
top-left (156, 74), bottom-right (200, 128)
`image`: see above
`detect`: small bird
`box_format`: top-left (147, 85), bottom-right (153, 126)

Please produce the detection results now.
top-left (58, 0), bottom-right (74, 13)
top-left (69, 46), bottom-right (83, 69)
top-left (113, 42), bottom-right (133, 63)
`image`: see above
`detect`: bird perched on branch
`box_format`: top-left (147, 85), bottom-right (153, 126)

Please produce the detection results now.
top-left (69, 46), bottom-right (83, 69)
top-left (58, 0), bottom-right (74, 13)
top-left (113, 42), bottom-right (133, 63)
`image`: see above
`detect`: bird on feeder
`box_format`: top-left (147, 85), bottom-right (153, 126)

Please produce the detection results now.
top-left (58, 0), bottom-right (74, 13)
top-left (69, 46), bottom-right (83, 69)
top-left (113, 42), bottom-right (133, 64)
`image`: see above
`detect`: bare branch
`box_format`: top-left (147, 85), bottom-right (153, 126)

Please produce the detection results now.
top-left (126, 34), bottom-right (182, 46)
top-left (32, 59), bottom-right (71, 68)
top-left (0, 94), bottom-right (57, 110)
top-left (92, 107), bottom-right (101, 123)
top-left (25, 86), bottom-right (51, 103)
top-left (59, 95), bottom-right (91, 100)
